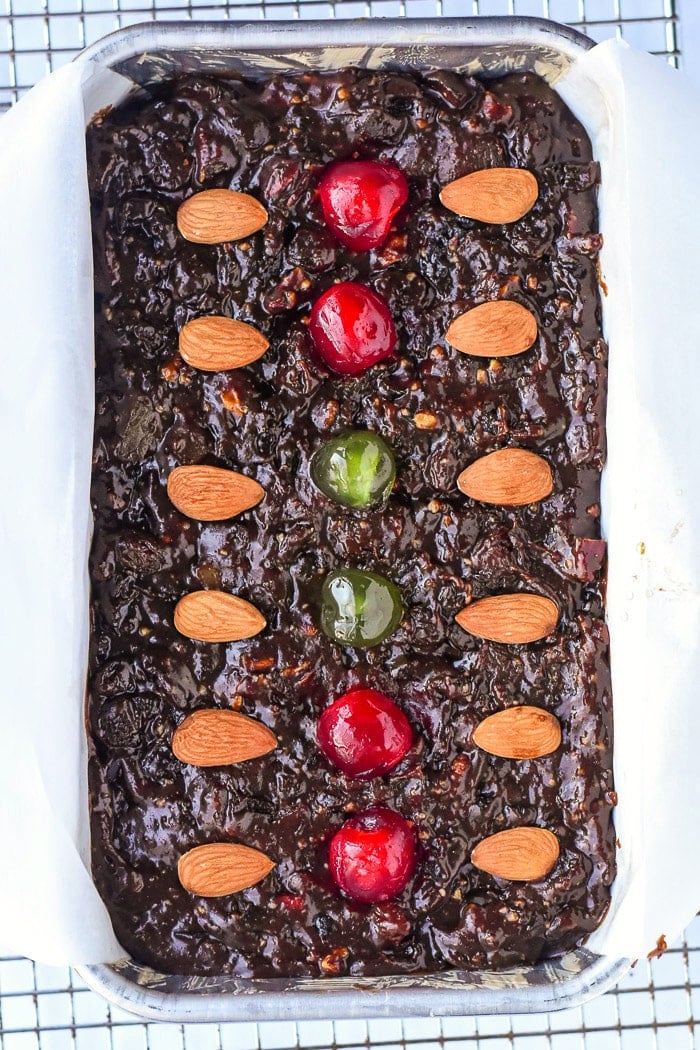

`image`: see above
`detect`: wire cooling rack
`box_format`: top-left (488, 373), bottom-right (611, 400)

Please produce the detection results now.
top-left (0, 917), bottom-right (699, 1050)
top-left (0, 0), bottom-right (696, 1047)
top-left (0, 0), bottom-right (681, 110)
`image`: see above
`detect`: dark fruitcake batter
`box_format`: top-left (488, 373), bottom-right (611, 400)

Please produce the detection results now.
top-left (86, 67), bottom-right (615, 977)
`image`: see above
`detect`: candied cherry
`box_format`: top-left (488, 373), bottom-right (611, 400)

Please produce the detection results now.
top-left (329, 806), bottom-right (417, 903)
top-left (320, 568), bottom-right (404, 647)
top-left (317, 687), bottom-right (413, 779)
top-left (310, 430), bottom-right (396, 509)
top-left (318, 160), bottom-right (409, 251)
top-left (309, 282), bottom-right (397, 376)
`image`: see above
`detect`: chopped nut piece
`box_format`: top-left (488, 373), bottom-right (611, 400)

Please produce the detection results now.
top-left (320, 947), bottom-right (349, 975)
top-left (221, 387), bottom-right (247, 417)
top-left (161, 361), bottom-right (179, 382)
top-left (281, 662), bottom-right (311, 677)
top-left (414, 411), bottom-right (439, 430)
top-left (248, 657), bottom-right (274, 672)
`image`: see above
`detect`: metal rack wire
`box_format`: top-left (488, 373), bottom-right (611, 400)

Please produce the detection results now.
top-left (0, 0), bottom-right (695, 1046)
top-left (0, 916), bottom-right (699, 1048)
top-left (0, 0), bottom-right (681, 111)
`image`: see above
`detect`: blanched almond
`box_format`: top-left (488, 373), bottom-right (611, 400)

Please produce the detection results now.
top-left (471, 827), bottom-right (559, 881)
top-left (472, 706), bottom-right (561, 759)
top-left (457, 448), bottom-right (552, 506)
top-left (172, 709), bottom-right (277, 767)
top-left (179, 316), bottom-right (269, 372)
top-left (440, 168), bottom-right (538, 224)
top-left (167, 465), bottom-right (264, 521)
top-left (178, 842), bottom-right (275, 897)
top-left (456, 593), bottom-right (558, 644)
top-left (177, 189), bottom-right (268, 243)
top-left (174, 591), bottom-right (266, 643)
top-left (447, 300), bottom-right (537, 358)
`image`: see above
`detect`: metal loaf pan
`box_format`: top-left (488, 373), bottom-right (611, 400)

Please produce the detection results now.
top-left (75, 16), bottom-right (629, 1023)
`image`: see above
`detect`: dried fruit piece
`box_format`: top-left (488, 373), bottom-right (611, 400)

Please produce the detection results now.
top-left (471, 827), bottom-right (559, 881)
top-left (178, 842), bottom-right (275, 896)
top-left (178, 316), bottom-right (269, 372)
top-left (457, 448), bottom-right (552, 506)
top-left (320, 568), bottom-right (404, 647)
top-left (319, 160), bottom-right (409, 250)
top-left (440, 168), bottom-right (538, 223)
top-left (446, 300), bottom-right (537, 358)
top-left (310, 431), bottom-right (396, 509)
top-left (309, 282), bottom-right (397, 376)
top-left (172, 709), bottom-right (277, 767)
top-left (456, 593), bottom-right (558, 644)
top-left (174, 591), bottom-right (266, 643)
top-left (317, 688), bottom-right (413, 778)
top-left (177, 189), bottom-right (268, 243)
top-left (472, 706), bottom-right (561, 759)
top-left (167, 465), bottom-right (264, 521)
top-left (329, 807), bottom-right (416, 903)
top-left (573, 537), bottom-right (607, 581)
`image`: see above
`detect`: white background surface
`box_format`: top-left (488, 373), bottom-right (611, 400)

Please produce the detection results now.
top-left (678, 0), bottom-right (700, 85)
top-left (0, 1), bottom-right (698, 1048)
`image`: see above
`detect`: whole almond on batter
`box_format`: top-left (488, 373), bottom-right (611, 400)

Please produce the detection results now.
top-left (177, 189), bottom-right (268, 243)
top-left (447, 300), bottom-right (537, 358)
top-left (179, 316), bottom-right (269, 372)
top-left (172, 709), bottom-right (277, 767)
top-left (174, 591), bottom-right (266, 643)
top-left (440, 168), bottom-right (538, 224)
top-left (457, 448), bottom-right (552, 506)
top-left (472, 706), bottom-right (561, 759)
top-left (167, 465), bottom-right (264, 521)
top-left (178, 842), bottom-right (275, 897)
top-left (471, 827), bottom-right (559, 882)
top-left (456, 593), bottom-right (558, 644)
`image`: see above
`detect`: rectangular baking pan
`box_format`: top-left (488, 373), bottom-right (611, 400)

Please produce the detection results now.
top-left (75, 15), bottom-right (629, 1022)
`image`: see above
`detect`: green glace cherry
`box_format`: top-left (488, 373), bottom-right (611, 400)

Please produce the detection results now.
top-left (310, 431), bottom-right (396, 509)
top-left (320, 568), bottom-right (404, 647)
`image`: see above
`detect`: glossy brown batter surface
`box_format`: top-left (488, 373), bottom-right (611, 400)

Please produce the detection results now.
top-left (86, 68), bottom-right (615, 977)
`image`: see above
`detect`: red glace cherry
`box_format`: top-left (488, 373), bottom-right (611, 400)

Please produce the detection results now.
top-left (309, 282), bottom-right (397, 376)
top-left (317, 688), bottom-right (412, 779)
top-left (318, 160), bottom-right (409, 251)
top-left (329, 807), bottom-right (417, 903)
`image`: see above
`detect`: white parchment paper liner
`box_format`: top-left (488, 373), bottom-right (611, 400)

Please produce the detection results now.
top-left (0, 38), bottom-right (698, 967)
